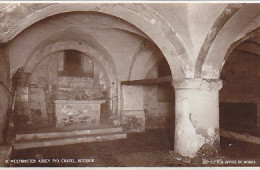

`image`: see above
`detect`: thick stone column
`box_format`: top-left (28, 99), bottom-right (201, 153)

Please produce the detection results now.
top-left (172, 78), bottom-right (223, 158)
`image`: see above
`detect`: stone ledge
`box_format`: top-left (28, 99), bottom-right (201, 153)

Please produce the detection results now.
top-left (14, 133), bottom-right (127, 150)
top-left (54, 100), bottom-right (106, 104)
top-left (16, 126), bottom-right (123, 141)
top-left (220, 129), bottom-right (260, 145)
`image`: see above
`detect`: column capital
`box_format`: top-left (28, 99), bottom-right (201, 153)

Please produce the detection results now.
top-left (172, 78), bottom-right (223, 91)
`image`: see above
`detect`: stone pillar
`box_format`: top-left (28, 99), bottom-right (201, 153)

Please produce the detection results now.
top-left (172, 78), bottom-right (223, 158)
top-left (121, 85), bottom-right (145, 132)
top-left (257, 104), bottom-right (260, 128)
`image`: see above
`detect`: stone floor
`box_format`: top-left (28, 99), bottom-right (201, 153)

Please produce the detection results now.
top-left (10, 128), bottom-right (260, 167)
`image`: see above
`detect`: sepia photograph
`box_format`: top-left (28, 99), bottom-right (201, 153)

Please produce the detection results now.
top-left (0, 1), bottom-right (259, 169)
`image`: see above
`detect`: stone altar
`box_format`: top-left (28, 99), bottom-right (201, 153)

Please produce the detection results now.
top-left (54, 100), bottom-right (106, 128)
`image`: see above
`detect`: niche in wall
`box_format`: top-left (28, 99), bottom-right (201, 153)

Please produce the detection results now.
top-left (60, 50), bottom-right (94, 77)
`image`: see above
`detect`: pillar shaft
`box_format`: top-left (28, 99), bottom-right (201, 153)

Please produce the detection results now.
top-left (172, 79), bottom-right (223, 158)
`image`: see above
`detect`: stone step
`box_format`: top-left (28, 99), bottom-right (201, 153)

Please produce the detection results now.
top-left (220, 129), bottom-right (260, 145)
top-left (14, 132), bottom-right (127, 150)
top-left (16, 126), bottom-right (123, 141)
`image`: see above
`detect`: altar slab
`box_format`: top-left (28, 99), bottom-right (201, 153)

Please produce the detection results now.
top-left (54, 100), bottom-right (106, 128)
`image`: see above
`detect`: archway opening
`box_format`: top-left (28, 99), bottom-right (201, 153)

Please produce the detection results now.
top-left (219, 35), bottom-right (260, 158)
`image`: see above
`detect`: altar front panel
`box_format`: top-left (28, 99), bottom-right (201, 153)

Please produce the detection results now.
top-left (54, 100), bottom-right (105, 128)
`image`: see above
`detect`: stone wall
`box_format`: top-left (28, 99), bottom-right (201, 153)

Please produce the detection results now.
top-left (121, 62), bottom-right (175, 132)
top-left (121, 86), bottom-right (145, 133)
top-left (143, 64), bottom-right (175, 130)
top-left (0, 87), bottom-right (10, 143)
top-left (220, 50), bottom-right (260, 103)
top-left (14, 55), bottom-right (54, 129)
top-left (219, 102), bottom-right (257, 132)
top-left (0, 45), bottom-right (10, 144)
top-left (144, 85), bottom-right (175, 129)
top-left (144, 89), bottom-right (175, 129)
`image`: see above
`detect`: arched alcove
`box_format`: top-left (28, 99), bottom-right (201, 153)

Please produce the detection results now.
top-left (13, 40), bottom-right (118, 131)
top-left (195, 4), bottom-right (259, 79)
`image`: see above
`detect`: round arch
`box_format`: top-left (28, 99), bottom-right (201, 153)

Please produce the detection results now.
top-left (24, 41), bottom-right (118, 114)
top-left (24, 41), bottom-right (116, 84)
top-left (3, 3), bottom-right (192, 79)
top-left (221, 27), bottom-right (260, 72)
top-left (195, 3), bottom-right (259, 78)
